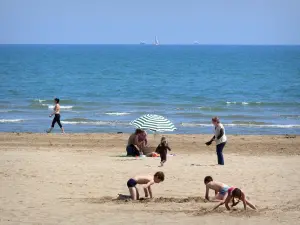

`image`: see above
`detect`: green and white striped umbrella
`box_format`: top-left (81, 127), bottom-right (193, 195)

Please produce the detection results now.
top-left (130, 114), bottom-right (176, 132)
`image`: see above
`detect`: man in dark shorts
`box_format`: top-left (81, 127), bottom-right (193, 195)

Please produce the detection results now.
top-left (47, 98), bottom-right (65, 133)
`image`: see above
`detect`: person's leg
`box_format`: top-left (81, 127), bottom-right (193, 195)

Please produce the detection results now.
top-left (160, 154), bottom-right (164, 166)
top-left (214, 192), bottom-right (228, 201)
top-left (160, 152), bottom-right (166, 166)
top-left (56, 115), bottom-right (64, 133)
top-left (216, 142), bottom-right (226, 165)
top-left (211, 193), bottom-right (225, 202)
top-left (135, 187), bottom-right (140, 200)
top-left (134, 147), bottom-right (140, 156)
top-left (126, 145), bottom-right (133, 156)
top-left (117, 194), bottom-right (132, 200)
top-left (128, 187), bottom-right (137, 200)
top-left (47, 116), bottom-right (57, 133)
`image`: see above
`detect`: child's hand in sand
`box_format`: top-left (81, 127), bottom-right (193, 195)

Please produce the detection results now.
top-left (231, 200), bottom-right (240, 207)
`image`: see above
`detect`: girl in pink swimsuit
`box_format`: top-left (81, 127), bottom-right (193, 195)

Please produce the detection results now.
top-left (213, 187), bottom-right (257, 211)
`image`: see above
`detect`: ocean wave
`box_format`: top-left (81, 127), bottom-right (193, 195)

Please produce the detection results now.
top-left (122, 101), bottom-right (164, 107)
top-left (232, 121), bottom-right (268, 125)
top-left (197, 106), bottom-right (229, 112)
top-left (33, 99), bottom-right (77, 104)
top-left (105, 112), bottom-right (130, 116)
top-left (34, 99), bottom-right (46, 103)
top-left (0, 119), bottom-right (24, 123)
top-left (47, 105), bottom-right (73, 110)
top-left (62, 118), bottom-right (127, 126)
top-left (180, 123), bottom-right (300, 128)
top-left (280, 115), bottom-right (300, 119)
top-left (181, 123), bottom-right (212, 127)
top-left (225, 101), bottom-right (300, 106)
top-left (0, 110), bottom-right (24, 113)
top-left (29, 102), bottom-right (79, 110)
top-left (63, 121), bottom-right (111, 125)
top-left (226, 101), bottom-right (252, 105)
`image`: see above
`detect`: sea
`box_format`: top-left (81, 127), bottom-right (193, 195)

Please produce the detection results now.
top-left (0, 45), bottom-right (300, 134)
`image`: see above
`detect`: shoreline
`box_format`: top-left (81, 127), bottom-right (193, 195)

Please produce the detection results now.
top-left (1, 132), bottom-right (299, 156)
top-left (2, 131), bottom-right (299, 136)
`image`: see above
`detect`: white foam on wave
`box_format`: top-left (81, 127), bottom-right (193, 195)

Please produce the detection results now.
top-left (105, 112), bottom-right (130, 116)
top-left (63, 121), bottom-right (120, 126)
top-left (181, 123), bottom-right (212, 127)
top-left (181, 123), bottom-right (300, 128)
top-left (226, 101), bottom-right (262, 105)
top-left (226, 101), bottom-right (249, 105)
top-left (0, 119), bottom-right (24, 123)
top-left (47, 105), bottom-right (73, 109)
top-left (62, 120), bottom-right (128, 126)
top-left (34, 99), bottom-right (46, 103)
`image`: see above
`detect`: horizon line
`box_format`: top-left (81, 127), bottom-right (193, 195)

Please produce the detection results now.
top-left (0, 43), bottom-right (300, 46)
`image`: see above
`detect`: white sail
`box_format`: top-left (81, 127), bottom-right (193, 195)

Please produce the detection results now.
top-left (154, 36), bottom-right (159, 45)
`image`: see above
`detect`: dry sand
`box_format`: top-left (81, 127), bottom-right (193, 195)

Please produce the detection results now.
top-left (0, 133), bottom-right (299, 225)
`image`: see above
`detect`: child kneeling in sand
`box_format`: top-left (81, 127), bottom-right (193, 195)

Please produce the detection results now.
top-left (204, 176), bottom-right (230, 201)
top-left (125, 172), bottom-right (165, 200)
top-left (213, 187), bottom-right (257, 211)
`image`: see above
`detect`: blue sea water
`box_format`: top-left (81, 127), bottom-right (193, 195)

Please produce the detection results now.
top-left (0, 44), bottom-right (300, 134)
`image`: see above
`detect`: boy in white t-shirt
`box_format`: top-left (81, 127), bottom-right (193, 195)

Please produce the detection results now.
top-left (206, 117), bottom-right (227, 165)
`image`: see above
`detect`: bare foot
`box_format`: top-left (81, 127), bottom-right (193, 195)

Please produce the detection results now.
top-left (117, 194), bottom-right (131, 200)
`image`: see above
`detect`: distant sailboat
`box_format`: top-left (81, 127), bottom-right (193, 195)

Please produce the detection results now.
top-left (194, 41), bottom-right (199, 45)
top-left (140, 41), bottom-right (146, 45)
top-left (154, 36), bottom-right (159, 45)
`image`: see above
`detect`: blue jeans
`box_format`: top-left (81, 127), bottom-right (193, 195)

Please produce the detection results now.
top-left (126, 145), bottom-right (140, 156)
top-left (216, 142), bottom-right (226, 165)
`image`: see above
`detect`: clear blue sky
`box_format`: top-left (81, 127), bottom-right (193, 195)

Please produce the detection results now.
top-left (0, 0), bottom-right (299, 44)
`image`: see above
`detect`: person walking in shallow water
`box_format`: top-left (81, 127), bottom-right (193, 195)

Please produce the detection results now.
top-left (206, 117), bottom-right (227, 165)
top-left (47, 98), bottom-right (65, 133)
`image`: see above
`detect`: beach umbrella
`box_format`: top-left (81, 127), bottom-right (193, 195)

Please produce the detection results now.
top-left (130, 114), bottom-right (176, 132)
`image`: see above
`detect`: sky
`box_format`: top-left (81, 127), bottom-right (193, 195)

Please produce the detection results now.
top-left (0, 0), bottom-right (299, 45)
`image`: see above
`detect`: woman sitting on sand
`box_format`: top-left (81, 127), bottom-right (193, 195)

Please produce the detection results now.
top-left (126, 129), bottom-right (146, 156)
top-left (137, 130), bottom-right (148, 149)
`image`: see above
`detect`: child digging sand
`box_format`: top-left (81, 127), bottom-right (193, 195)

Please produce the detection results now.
top-left (156, 137), bottom-right (171, 167)
top-left (204, 176), bottom-right (230, 202)
top-left (213, 187), bottom-right (257, 211)
top-left (124, 172), bottom-right (165, 200)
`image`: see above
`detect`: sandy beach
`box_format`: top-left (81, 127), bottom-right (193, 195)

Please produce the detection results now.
top-left (0, 133), bottom-right (299, 225)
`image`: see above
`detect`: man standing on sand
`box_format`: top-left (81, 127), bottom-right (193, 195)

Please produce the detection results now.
top-left (47, 98), bottom-right (65, 134)
top-left (205, 117), bottom-right (227, 165)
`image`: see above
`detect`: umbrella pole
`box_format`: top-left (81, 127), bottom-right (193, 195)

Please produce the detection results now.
top-left (153, 131), bottom-right (158, 142)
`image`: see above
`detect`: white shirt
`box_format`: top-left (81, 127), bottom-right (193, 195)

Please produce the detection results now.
top-left (214, 123), bottom-right (227, 145)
